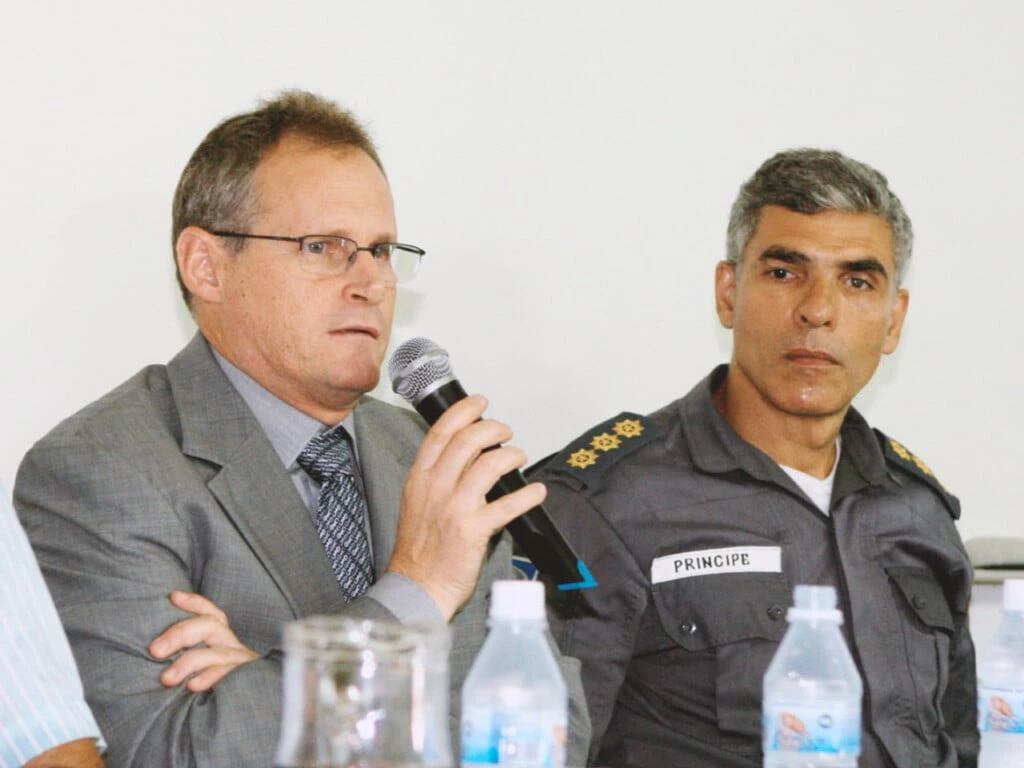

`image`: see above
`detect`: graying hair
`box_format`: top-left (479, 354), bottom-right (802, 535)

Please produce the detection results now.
top-left (726, 148), bottom-right (913, 286)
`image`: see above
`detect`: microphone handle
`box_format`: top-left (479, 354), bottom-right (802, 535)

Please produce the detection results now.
top-left (488, 471), bottom-right (593, 588)
top-left (413, 379), bottom-right (469, 424)
top-left (413, 379), bottom-right (596, 590)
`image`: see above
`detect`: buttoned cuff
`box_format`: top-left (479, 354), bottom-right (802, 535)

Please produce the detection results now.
top-left (365, 572), bottom-right (447, 628)
top-left (0, 700), bottom-right (105, 768)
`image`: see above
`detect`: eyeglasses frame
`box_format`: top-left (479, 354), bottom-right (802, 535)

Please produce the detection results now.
top-left (209, 231), bottom-right (425, 281)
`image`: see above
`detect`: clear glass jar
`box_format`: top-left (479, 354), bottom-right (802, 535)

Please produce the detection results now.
top-left (275, 616), bottom-right (451, 768)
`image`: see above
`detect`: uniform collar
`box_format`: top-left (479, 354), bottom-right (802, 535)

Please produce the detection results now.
top-left (835, 407), bottom-right (891, 495)
top-left (680, 364), bottom-right (890, 497)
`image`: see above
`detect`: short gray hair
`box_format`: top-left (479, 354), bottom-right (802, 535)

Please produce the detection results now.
top-left (726, 148), bottom-right (913, 286)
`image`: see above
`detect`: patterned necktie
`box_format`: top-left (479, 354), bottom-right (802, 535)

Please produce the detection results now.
top-left (297, 427), bottom-right (374, 600)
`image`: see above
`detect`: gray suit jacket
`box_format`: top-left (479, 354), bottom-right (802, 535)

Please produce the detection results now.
top-left (15, 334), bottom-right (588, 767)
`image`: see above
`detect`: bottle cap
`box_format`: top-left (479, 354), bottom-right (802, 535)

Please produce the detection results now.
top-left (788, 584), bottom-right (843, 623)
top-left (1004, 579), bottom-right (1024, 611)
top-left (793, 585), bottom-right (837, 611)
top-left (490, 580), bottom-right (546, 621)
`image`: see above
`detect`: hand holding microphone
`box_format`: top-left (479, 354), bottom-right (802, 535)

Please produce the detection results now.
top-left (388, 338), bottom-right (596, 598)
top-left (386, 392), bottom-right (545, 620)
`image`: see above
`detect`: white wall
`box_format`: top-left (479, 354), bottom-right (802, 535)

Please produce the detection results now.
top-left (1, 1), bottom-right (1021, 547)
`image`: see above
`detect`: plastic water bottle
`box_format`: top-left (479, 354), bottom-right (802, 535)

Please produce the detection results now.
top-left (762, 585), bottom-right (862, 768)
top-left (460, 580), bottom-right (567, 767)
top-left (978, 579), bottom-right (1024, 768)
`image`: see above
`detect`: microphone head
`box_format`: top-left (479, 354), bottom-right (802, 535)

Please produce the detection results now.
top-left (388, 337), bottom-right (456, 404)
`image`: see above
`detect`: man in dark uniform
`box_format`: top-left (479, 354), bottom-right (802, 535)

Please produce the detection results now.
top-left (529, 149), bottom-right (978, 768)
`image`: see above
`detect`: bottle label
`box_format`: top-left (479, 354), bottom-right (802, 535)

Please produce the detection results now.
top-left (979, 686), bottom-right (1024, 733)
top-left (461, 706), bottom-right (567, 766)
top-left (763, 700), bottom-right (861, 755)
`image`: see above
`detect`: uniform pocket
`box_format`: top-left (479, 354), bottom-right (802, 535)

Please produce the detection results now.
top-left (652, 572), bottom-right (791, 740)
top-left (886, 566), bottom-right (954, 738)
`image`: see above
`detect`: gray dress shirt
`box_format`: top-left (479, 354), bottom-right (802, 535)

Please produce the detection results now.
top-left (214, 350), bottom-right (443, 627)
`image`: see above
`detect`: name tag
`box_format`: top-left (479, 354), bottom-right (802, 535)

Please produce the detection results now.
top-left (651, 545), bottom-right (782, 584)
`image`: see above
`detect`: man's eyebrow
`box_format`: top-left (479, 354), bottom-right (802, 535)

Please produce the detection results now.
top-left (840, 257), bottom-right (889, 278)
top-left (319, 229), bottom-right (398, 243)
top-left (759, 246), bottom-right (809, 265)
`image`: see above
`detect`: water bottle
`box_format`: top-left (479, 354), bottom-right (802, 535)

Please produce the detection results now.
top-left (978, 579), bottom-right (1024, 768)
top-left (762, 585), bottom-right (862, 768)
top-left (460, 580), bottom-right (567, 767)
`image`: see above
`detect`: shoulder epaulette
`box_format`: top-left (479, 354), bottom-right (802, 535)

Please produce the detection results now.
top-left (874, 428), bottom-right (961, 520)
top-left (548, 412), bottom-right (659, 490)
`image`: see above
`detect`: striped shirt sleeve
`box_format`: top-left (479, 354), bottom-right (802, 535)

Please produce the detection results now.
top-left (0, 485), bottom-right (104, 768)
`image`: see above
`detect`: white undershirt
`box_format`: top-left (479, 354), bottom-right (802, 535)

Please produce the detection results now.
top-left (779, 437), bottom-right (843, 515)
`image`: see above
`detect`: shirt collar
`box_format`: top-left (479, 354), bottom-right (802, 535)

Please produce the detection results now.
top-left (835, 406), bottom-right (890, 495)
top-left (211, 347), bottom-right (359, 470)
top-left (681, 364), bottom-right (889, 494)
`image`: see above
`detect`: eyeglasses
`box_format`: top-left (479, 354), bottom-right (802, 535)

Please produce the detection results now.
top-left (210, 231), bottom-right (425, 283)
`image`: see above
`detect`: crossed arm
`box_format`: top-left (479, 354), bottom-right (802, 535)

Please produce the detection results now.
top-left (24, 740), bottom-right (104, 768)
top-left (149, 397), bottom-right (548, 688)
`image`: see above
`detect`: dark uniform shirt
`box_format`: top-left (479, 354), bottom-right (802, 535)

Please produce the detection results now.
top-left (530, 366), bottom-right (978, 768)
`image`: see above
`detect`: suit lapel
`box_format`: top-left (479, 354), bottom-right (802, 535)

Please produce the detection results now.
top-left (354, 398), bottom-right (422, 572)
top-left (168, 334), bottom-right (345, 618)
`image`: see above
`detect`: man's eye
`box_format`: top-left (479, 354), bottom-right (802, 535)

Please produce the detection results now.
top-left (304, 239), bottom-right (349, 258)
top-left (373, 244), bottom-right (395, 263)
top-left (849, 276), bottom-right (872, 290)
top-left (769, 268), bottom-right (791, 279)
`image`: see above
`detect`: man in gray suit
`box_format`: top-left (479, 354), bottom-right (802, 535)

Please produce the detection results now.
top-left (15, 91), bottom-right (588, 767)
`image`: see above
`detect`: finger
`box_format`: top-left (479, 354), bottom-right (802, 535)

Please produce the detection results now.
top-left (478, 482), bottom-right (548, 532)
top-left (159, 646), bottom-right (257, 687)
top-left (427, 418), bottom-right (516, 482)
top-left (168, 590), bottom-right (228, 624)
top-left (411, 395), bottom-right (489, 471)
top-left (150, 615), bottom-right (236, 659)
top-left (160, 647), bottom-right (217, 686)
top-left (185, 663), bottom-right (239, 692)
top-left (452, 444), bottom-right (530, 499)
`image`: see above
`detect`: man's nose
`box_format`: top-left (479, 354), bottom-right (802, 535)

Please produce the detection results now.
top-left (796, 276), bottom-right (836, 327)
top-left (344, 250), bottom-right (392, 302)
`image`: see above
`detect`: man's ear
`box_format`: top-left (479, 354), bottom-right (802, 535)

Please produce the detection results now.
top-left (714, 260), bottom-right (738, 330)
top-left (176, 227), bottom-right (227, 304)
top-left (882, 288), bottom-right (910, 355)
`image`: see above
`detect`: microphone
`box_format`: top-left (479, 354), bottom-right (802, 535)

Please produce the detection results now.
top-left (388, 337), bottom-right (597, 591)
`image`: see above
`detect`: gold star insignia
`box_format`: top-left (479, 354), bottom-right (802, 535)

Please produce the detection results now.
top-left (590, 433), bottom-right (621, 452)
top-left (889, 438), bottom-right (911, 461)
top-left (916, 454), bottom-right (948, 491)
top-left (567, 449), bottom-right (599, 469)
top-left (912, 455), bottom-right (934, 477)
top-left (891, 438), bottom-right (949, 492)
top-left (613, 419), bottom-right (644, 438)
